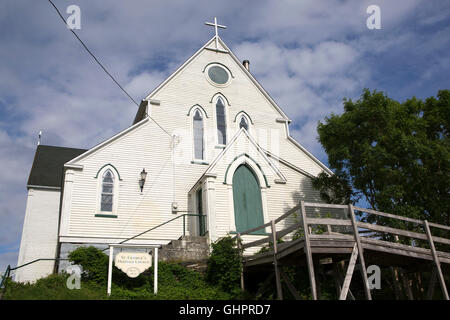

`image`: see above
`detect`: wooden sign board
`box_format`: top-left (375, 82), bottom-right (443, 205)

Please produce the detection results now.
top-left (114, 252), bottom-right (152, 278)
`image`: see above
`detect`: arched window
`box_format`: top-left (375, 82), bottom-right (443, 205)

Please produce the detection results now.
top-left (234, 111), bottom-right (253, 132)
top-left (216, 97), bottom-right (227, 145)
top-left (101, 170), bottom-right (114, 212)
top-left (239, 116), bottom-right (249, 131)
top-left (193, 109), bottom-right (204, 160)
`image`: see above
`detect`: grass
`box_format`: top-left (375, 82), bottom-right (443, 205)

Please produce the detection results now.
top-left (2, 274), bottom-right (105, 300)
top-left (2, 262), bottom-right (236, 300)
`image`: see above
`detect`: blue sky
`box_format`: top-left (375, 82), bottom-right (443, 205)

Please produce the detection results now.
top-left (0, 0), bottom-right (449, 272)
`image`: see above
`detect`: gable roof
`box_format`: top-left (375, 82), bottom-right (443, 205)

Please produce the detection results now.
top-left (138, 36), bottom-right (290, 123)
top-left (27, 145), bottom-right (87, 188)
top-left (206, 128), bottom-right (287, 181)
top-left (137, 35), bottom-right (332, 175)
top-left (65, 117), bottom-right (150, 166)
top-left (189, 128), bottom-right (287, 193)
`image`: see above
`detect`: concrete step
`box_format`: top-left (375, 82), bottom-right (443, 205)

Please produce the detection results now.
top-left (177, 235), bottom-right (208, 243)
top-left (180, 260), bottom-right (208, 274)
top-left (159, 236), bottom-right (209, 263)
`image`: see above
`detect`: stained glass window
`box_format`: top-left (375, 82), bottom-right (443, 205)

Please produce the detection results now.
top-left (208, 66), bottom-right (229, 85)
top-left (239, 116), bottom-right (249, 131)
top-left (216, 98), bottom-right (227, 144)
top-left (101, 170), bottom-right (114, 212)
top-left (193, 110), bottom-right (204, 159)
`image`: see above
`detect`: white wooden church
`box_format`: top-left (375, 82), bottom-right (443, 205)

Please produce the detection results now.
top-left (16, 19), bottom-right (332, 283)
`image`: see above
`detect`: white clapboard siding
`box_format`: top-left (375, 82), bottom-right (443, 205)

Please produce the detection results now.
top-left (149, 40), bottom-right (325, 177)
top-left (64, 119), bottom-right (200, 241)
top-left (209, 130), bottom-right (322, 241)
top-left (15, 188), bottom-right (60, 283)
top-left (61, 37), bottom-right (330, 244)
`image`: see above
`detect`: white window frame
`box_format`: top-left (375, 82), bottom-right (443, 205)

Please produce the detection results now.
top-left (205, 63), bottom-right (232, 88)
top-left (212, 94), bottom-right (229, 147)
top-left (190, 107), bottom-right (207, 163)
top-left (95, 166), bottom-right (119, 217)
top-left (236, 113), bottom-right (252, 133)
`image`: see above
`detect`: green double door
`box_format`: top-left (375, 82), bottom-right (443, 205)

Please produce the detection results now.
top-left (232, 165), bottom-right (265, 235)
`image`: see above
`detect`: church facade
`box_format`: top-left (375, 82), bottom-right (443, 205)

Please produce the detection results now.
top-left (16, 33), bottom-right (332, 283)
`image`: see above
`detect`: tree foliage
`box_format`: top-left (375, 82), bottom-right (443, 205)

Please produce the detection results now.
top-left (311, 172), bottom-right (353, 205)
top-left (314, 89), bottom-right (449, 226)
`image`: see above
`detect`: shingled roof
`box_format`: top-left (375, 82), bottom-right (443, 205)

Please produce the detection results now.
top-left (27, 145), bottom-right (87, 188)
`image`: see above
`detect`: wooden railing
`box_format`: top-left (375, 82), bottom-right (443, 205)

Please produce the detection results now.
top-left (233, 201), bottom-right (450, 300)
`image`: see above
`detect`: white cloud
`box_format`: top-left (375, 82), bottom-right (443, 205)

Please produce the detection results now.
top-left (125, 71), bottom-right (168, 101)
top-left (234, 39), bottom-right (368, 160)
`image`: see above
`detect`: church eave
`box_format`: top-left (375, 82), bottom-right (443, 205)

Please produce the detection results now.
top-left (188, 128), bottom-right (287, 193)
top-left (66, 117), bottom-right (150, 166)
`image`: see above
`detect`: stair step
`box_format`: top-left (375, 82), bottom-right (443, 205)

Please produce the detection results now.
top-left (159, 236), bottom-right (209, 263)
top-left (181, 260), bottom-right (208, 273)
top-left (168, 241), bottom-right (208, 250)
top-left (178, 235), bottom-right (208, 242)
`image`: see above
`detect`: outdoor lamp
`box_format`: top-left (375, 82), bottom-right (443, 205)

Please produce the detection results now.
top-left (139, 168), bottom-right (147, 192)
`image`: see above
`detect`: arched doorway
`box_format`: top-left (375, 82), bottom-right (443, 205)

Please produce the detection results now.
top-left (232, 164), bottom-right (265, 234)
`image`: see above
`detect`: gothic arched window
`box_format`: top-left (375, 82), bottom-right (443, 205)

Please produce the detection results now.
top-left (216, 97), bottom-right (227, 145)
top-left (101, 170), bottom-right (114, 212)
top-left (239, 116), bottom-right (249, 131)
top-left (193, 109), bottom-right (204, 160)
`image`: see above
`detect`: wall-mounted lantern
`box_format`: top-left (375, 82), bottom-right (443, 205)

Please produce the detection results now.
top-left (139, 168), bottom-right (147, 192)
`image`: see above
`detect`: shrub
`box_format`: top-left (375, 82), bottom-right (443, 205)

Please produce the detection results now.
top-left (205, 235), bottom-right (242, 294)
top-left (68, 246), bottom-right (148, 288)
top-left (68, 246), bottom-right (109, 284)
top-left (5, 246), bottom-right (237, 300)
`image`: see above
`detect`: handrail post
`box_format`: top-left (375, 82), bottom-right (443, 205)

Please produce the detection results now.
top-left (300, 201), bottom-right (317, 300)
top-left (327, 224), bottom-right (332, 234)
top-left (271, 220), bottom-right (283, 300)
top-left (424, 220), bottom-right (449, 300)
top-left (1, 265), bottom-right (10, 290)
top-left (107, 246), bottom-right (113, 296)
top-left (237, 233), bottom-right (244, 291)
top-left (183, 214), bottom-right (186, 237)
top-left (348, 204), bottom-right (372, 300)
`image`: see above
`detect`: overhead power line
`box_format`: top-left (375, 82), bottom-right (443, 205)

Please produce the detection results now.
top-left (47, 0), bottom-right (172, 137)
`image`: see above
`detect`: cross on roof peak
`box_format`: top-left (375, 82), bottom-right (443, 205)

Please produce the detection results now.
top-left (205, 17), bottom-right (227, 50)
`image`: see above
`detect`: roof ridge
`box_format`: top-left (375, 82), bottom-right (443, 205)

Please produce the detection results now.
top-left (38, 144), bottom-right (87, 151)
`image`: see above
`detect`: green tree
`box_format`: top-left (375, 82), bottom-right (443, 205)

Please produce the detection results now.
top-left (314, 89), bottom-right (449, 226)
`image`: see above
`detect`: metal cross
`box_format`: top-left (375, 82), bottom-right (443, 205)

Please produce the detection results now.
top-left (205, 17), bottom-right (227, 49)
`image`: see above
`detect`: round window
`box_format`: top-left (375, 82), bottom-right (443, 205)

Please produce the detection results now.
top-left (207, 65), bottom-right (229, 85)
